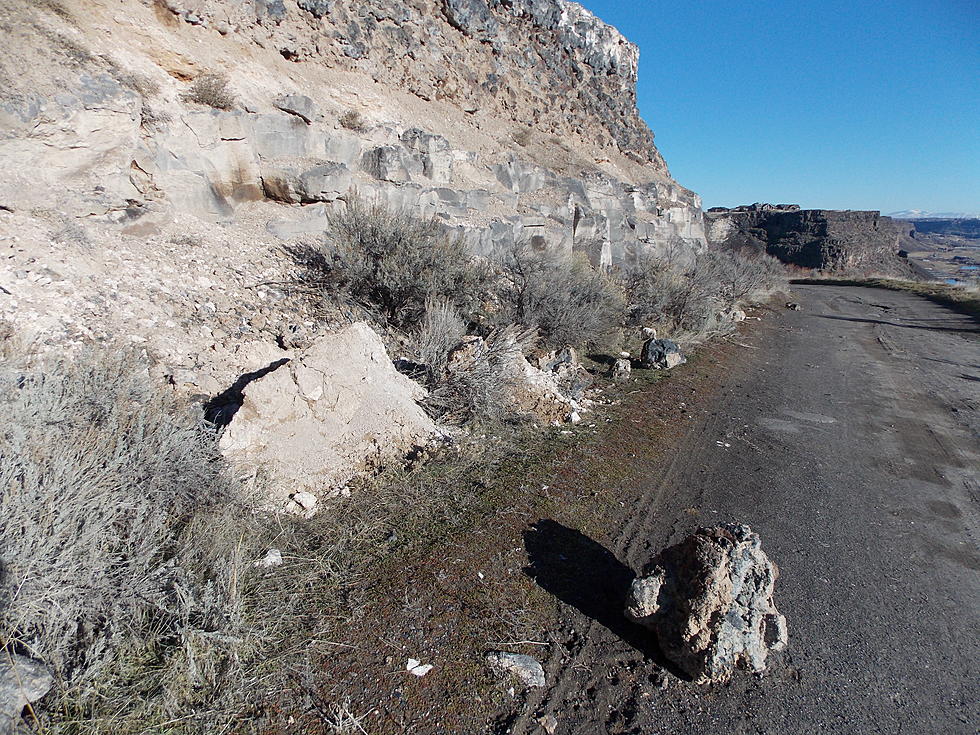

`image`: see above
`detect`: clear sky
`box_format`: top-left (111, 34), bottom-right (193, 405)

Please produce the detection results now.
top-left (577, 0), bottom-right (980, 213)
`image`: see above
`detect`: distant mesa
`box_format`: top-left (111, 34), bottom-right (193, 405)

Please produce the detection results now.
top-left (705, 204), bottom-right (916, 275)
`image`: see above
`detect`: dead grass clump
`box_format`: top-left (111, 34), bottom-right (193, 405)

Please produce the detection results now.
top-left (496, 245), bottom-right (626, 351)
top-left (412, 301), bottom-right (533, 425)
top-left (184, 72), bottom-right (236, 110)
top-left (0, 347), bottom-right (255, 730)
top-left (339, 109), bottom-right (366, 132)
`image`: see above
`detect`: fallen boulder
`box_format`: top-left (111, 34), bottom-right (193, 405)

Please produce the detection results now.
top-left (640, 338), bottom-right (685, 370)
top-left (625, 524), bottom-right (787, 683)
top-left (217, 322), bottom-right (439, 509)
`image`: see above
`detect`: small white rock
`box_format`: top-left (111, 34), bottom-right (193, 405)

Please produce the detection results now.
top-left (486, 651), bottom-right (545, 688)
top-left (254, 548), bottom-right (283, 568)
top-left (407, 659), bottom-right (433, 677)
top-left (291, 491), bottom-right (317, 511)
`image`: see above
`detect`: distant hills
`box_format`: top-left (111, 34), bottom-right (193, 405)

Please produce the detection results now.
top-left (888, 210), bottom-right (980, 220)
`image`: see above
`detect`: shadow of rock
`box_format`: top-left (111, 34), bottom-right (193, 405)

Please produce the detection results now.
top-left (203, 358), bottom-right (290, 428)
top-left (523, 519), bottom-right (689, 679)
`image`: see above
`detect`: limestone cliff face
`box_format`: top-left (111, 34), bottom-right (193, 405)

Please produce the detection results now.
top-left (0, 0), bottom-right (705, 269)
top-left (705, 204), bottom-right (916, 275)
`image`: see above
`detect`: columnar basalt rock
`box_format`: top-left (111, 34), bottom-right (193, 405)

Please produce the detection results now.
top-left (0, 0), bottom-right (706, 266)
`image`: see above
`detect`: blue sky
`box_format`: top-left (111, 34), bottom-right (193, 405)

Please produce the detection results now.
top-left (577, 0), bottom-right (979, 213)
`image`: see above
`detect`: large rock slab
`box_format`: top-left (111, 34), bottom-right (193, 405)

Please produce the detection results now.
top-left (262, 162), bottom-right (351, 204)
top-left (626, 524), bottom-right (788, 683)
top-left (217, 323), bottom-right (438, 508)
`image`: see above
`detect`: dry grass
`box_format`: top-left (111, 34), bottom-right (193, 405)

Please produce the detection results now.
top-left (0, 343), bottom-right (544, 733)
top-left (183, 72), bottom-right (236, 110)
top-left (496, 245), bottom-right (626, 351)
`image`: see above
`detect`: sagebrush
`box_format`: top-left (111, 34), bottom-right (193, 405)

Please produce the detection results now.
top-left (294, 197), bottom-right (490, 329)
top-left (495, 245), bottom-right (626, 350)
top-left (0, 348), bottom-right (254, 730)
top-left (622, 247), bottom-right (787, 337)
top-left (184, 72), bottom-right (236, 110)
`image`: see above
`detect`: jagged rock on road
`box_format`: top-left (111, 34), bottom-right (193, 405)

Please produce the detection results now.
top-left (625, 523), bottom-right (788, 683)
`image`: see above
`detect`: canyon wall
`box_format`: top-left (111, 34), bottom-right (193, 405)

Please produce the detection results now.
top-left (705, 204), bottom-right (916, 275)
top-left (0, 0), bottom-right (706, 494)
top-left (0, 0), bottom-right (705, 272)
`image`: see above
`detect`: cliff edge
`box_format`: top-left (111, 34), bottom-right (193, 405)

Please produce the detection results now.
top-left (705, 204), bottom-right (916, 275)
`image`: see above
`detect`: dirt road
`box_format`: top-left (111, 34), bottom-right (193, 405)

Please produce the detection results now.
top-left (512, 285), bottom-right (980, 734)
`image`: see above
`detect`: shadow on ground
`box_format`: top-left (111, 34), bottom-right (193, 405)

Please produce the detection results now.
top-left (523, 519), bottom-right (689, 679)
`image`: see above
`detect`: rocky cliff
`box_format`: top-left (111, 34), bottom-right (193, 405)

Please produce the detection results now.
top-left (0, 0), bottom-right (705, 497)
top-left (705, 204), bottom-right (916, 275)
top-left (0, 0), bottom-right (705, 272)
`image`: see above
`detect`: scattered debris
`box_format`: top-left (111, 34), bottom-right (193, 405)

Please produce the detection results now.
top-left (626, 524), bottom-right (787, 683)
top-left (486, 651), bottom-right (546, 688)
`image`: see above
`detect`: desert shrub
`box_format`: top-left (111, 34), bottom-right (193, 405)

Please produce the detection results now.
top-left (495, 245), bottom-right (626, 350)
top-left (622, 252), bottom-right (725, 335)
top-left (339, 109), bottom-right (366, 132)
top-left (295, 198), bottom-right (490, 329)
top-left (623, 247), bottom-right (788, 337)
top-left (411, 300), bottom-right (534, 425)
top-left (0, 348), bottom-right (254, 728)
top-left (184, 72), bottom-right (236, 110)
top-left (512, 128), bottom-right (533, 147)
top-left (706, 248), bottom-right (788, 304)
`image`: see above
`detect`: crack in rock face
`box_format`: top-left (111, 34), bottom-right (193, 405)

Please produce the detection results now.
top-left (626, 524), bottom-right (788, 683)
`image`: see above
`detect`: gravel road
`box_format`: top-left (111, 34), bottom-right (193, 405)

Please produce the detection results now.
top-left (513, 285), bottom-right (980, 735)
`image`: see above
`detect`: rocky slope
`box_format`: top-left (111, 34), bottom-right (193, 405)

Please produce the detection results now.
top-left (705, 204), bottom-right (916, 274)
top-left (0, 0), bottom-right (705, 499)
